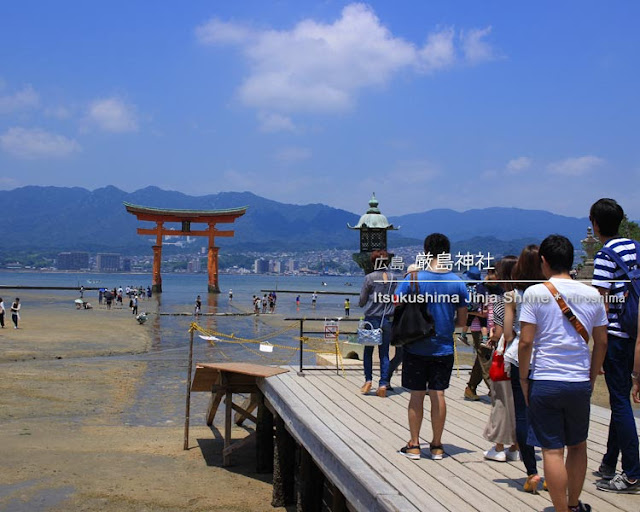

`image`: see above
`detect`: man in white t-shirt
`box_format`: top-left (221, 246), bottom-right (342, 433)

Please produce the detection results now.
top-left (518, 235), bottom-right (608, 512)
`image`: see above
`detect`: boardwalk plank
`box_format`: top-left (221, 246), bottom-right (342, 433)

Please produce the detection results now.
top-left (281, 366), bottom-right (638, 512)
top-left (279, 374), bottom-right (450, 512)
top-left (260, 373), bottom-right (410, 512)
top-left (340, 370), bottom-right (637, 512)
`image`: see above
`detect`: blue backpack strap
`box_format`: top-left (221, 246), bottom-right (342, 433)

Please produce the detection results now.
top-left (600, 240), bottom-right (640, 296)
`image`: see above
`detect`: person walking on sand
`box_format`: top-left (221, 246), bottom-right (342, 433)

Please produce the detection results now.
top-left (195, 295), bottom-right (202, 316)
top-left (396, 233), bottom-right (468, 461)
top-left (132, 295), bottom-right (138, 316)
top-left (0, 297), bottom-right (5, 328)
top-left (10, 298), bottom-right (20, 329)
top-left (344, 298), bottom-right (350, 317)
top-left (228, 289), bottom-right (233, 301)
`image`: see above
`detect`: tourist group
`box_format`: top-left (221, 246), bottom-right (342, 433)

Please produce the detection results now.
top-left (358, 198), bottom-right (640, 512)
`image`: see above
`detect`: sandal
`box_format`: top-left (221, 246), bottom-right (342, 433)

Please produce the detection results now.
top-left (523, 474), bottom-right (541, 494)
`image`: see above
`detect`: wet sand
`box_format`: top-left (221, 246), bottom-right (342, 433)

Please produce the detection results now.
top-left (0, 291), bottom-right (289, 512)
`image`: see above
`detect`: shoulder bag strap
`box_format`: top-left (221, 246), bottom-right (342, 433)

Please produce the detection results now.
top-left (543, 281), bottom-right (589, 343)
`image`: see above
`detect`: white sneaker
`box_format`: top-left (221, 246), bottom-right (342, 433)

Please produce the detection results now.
top-left (484, 446), bottom-right (507, 462)
top-left (506, 449), bottom-right (520, 462)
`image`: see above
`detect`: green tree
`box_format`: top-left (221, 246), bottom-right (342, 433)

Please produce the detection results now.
top-left (620, 216), bottom-right (640, 240)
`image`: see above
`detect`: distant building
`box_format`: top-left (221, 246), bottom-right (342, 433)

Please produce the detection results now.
top-left (286, 259), bottom-right (298, 272)
top-left (272, 260), bottom-right (283, 273)
top-left (57, 252), bottom-right (90, 270)
top-left (253, 258), bottom-right (269, 274)
top-left (96, 253), bottom-right (120, 272)
top-left (121, 258), bottom-right (132, 272)
top-left (187, 258), bottom-right (202, 273)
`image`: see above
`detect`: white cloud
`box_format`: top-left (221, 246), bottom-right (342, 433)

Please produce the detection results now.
top-left (0, 127), bottom-right (80, 159)
top-left (0, 84), bottom-right (40, 114)
top-left (461, 27), bottom-right (496, 64)
top-left (547, 155), bottom-right (605, 176)
top-left (506, 156), bottom-right (532, 174)
top-left (418, 28), bottom-right (456, 72)
top-left (274, 146), bottom-right (312, 163)
top-left (87, 97), bottom-right (138, 132)
top-left (258, 112), bottom-right (296, 133)
top-left (197, 4), bottom-right (497, 116)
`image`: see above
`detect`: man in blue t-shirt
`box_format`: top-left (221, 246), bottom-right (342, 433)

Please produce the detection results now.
top-left (396, 233), bottom-right (468, 461)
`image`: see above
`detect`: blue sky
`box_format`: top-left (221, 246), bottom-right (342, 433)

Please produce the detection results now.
top-left (1, 1), bottom-right (638, 218)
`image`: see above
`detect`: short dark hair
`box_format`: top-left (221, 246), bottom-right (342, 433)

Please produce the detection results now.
top-left (512, 244), bottom-right (545, 290)
top-left (590, 198), bottom-right (624, 236)
top-left (423, 233), bottom-right (450, 256)
top-left (539, 234), bottom-right (574, 273)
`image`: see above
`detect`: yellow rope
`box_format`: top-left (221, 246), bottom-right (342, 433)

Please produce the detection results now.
top-left (190, 322), bottom-right (343, 355)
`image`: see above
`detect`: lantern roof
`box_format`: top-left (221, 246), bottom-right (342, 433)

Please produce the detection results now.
top-left (347, 193), bottom-right (398, 230)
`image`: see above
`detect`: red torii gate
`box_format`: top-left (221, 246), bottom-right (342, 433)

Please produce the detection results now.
top-left (124, 202), bottom-right (247, 293)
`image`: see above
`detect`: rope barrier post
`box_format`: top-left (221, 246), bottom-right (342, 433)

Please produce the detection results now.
top-left (297, 318), bottom-right (304, 376)
top-left (183, 326), bottom-right (195, 450)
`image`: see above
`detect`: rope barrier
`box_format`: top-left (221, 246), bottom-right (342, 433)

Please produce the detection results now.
top-left (189, 322), bottom-right (348, 359)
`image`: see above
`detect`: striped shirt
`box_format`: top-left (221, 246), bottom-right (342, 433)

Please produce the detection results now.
top-left (492, 295), bottom-right (505, 328)
top-left (592, 237), bottom-right (637, 338)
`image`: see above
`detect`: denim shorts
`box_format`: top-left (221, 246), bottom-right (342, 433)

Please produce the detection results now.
top-left (527, 380), bottom-right (591, 449)
top-left (401, 352), bottom-right (454, 391)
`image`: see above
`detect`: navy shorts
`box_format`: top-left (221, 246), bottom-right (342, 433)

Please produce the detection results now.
top-left (527, 380), bottom-right (591, 449)
top-left (401, 352), bottom-right (454, 391)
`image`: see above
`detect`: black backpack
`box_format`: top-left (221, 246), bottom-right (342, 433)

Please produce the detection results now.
top-left (391, 272), bottom-right (435, 346)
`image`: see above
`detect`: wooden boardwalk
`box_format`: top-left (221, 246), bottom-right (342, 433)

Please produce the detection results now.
top-left (258, 366), bottom-right (640, 512)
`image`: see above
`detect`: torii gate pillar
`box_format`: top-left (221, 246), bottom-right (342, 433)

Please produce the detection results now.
top-left (152, 245), bottom-right (163, 293)
top-left (208, 245), bottom-right (220, 293)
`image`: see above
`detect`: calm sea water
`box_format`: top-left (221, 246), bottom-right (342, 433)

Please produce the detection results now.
top-left (0, 270), bottom-right (363, 360)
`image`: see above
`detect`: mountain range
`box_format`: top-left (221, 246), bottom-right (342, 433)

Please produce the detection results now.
top-left (0, 186), bottom-right (593, 254)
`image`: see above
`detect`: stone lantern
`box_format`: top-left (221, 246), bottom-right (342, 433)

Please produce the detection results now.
top-left (576, 226), bottom-right (600, 280)
top-left (348, 193), bottom-right (398, 274)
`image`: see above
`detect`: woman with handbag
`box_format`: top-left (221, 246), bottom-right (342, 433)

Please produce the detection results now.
top-left (503, 245), bottom-right (545, 492)
top-left (483, 257), bottom-right (520, 462)
top-left (358, 250), bottom-right (396, 397)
